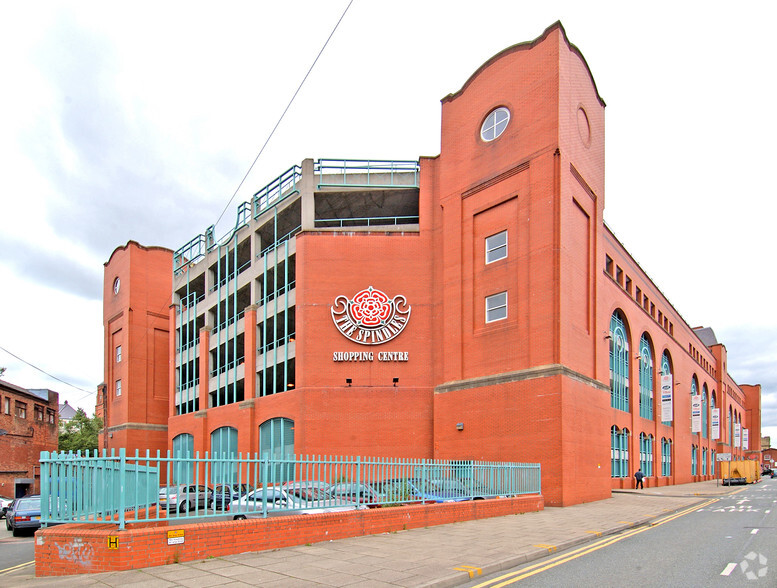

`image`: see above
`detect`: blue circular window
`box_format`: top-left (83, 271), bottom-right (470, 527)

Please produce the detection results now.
top-left (480, 107), bottom-right (510, 142)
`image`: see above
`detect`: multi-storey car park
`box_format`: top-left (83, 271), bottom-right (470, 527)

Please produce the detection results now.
top-left (99, 22), bottom-right (762, 507)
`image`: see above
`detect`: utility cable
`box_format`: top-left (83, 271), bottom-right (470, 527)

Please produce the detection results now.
top-left (0, 344), bottom-right (94, 396)
top-left (213, 0), bottom-right (354, 228)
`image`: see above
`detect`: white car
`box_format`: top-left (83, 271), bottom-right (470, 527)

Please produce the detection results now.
top-left (230, 482), bottom-right (363, 520)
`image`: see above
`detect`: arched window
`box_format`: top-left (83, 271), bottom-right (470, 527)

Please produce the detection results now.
top-left (210, 426), bottom-right (238, 485)
top-left (711, 449), bottom-right (716, 476)
top-left (729, 405), bottom-right (733, 446)
top-left (691, 376), bottom-right (699, 434)
top-left (691, 445), bottom-right (698, 476)
top-left (609, 312), bottom-right (629, 412)
top-left (260, 417), bottom-right (295, 485)
top-left (172, 433), bottom-right (195, 484)
top-left (660, 352), bottom-right (672, 425)
top-left (661, 438), bottom-right (672, 476)
top-left (611, 426), bottom-right (629, 478)
top-left (702, 447), bottom-right (707, 475)
top-left (701, 384), bottom-right (708, 439)
top-left (640, 433), bottom-right (654, 477)
top-left (638, 334), bottom-right (653, 420)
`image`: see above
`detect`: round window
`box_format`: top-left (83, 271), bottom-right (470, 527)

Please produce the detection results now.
top-left (113, 277), bottom-right (121, 295)
top-left (480, 107), bottom-right (510, 142)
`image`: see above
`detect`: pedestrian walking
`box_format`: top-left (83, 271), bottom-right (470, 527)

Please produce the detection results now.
top-left (634, 468), bottom-right (645, 489)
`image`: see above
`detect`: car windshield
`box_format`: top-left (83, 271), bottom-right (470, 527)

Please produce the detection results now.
top-left (17, 498), bottom-right (41, 510)
top-left (427, 480), bottom-right (466, 492)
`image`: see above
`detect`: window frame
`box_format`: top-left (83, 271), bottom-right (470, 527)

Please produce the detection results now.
top-left (485, 291), bottom-right (508, 323)
top-left (485, 230), bottom-right (508, 264)
top-left (480, 107), bottom-right (511, 142)
top-left (115, 379), bottom-right (122, 397)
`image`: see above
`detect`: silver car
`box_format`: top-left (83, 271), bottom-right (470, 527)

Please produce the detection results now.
top-left (231, 482), bottom-right (363, 520)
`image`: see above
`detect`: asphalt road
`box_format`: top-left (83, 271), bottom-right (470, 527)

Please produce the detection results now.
top-left (0, 520), bottom-right (36, 579)
top-left (466, 478), bottom-right (777, 587)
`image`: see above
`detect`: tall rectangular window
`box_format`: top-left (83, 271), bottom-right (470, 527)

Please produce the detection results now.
top-left (116, 345), bottom-right (122, 362)
top-left (15, 401), bottom-right (27, 419)
top-left (485, 291), bottom-right (508, 323)
top-left (115, 379), bottom-right (122, 397)
top-left (485, 231), bottom-right (508, 264)
top-left (3, 397), bottom-right (9, 414)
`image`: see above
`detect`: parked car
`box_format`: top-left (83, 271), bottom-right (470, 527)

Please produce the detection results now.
top-left (6, 495), bottom-right (42, 536)
top-left (329, 483), bottom-right (383, 507)
top-left (213, 483), bottom-right (255, 510)
top-left (159, 484), bottom-right (213, 513)
top-left (1, 496), bottom-right (12, 519)
top-left (230, 482), bottom-right (364, 520)
top-left (406, 478), bottom-right (471, 503)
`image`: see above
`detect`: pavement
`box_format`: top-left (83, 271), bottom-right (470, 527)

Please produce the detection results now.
top-left (6, 480), bottom-right (744, 587)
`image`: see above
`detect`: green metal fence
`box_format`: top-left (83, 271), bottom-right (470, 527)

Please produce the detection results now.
top-left (40, 451), bottom-right (540, 530)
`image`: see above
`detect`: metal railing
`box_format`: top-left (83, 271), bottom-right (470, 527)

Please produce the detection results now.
top-left (316, 159), bottom-right (420, 188)
top-left (315, 215), bottom-right (419, 228)
top-left (40, 450), bottom-right (540, 530)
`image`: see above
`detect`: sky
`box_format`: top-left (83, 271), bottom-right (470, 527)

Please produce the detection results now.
top-left (0, 1), bottom-right (775, 441)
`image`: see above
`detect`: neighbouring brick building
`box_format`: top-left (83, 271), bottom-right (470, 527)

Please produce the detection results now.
top-left (100, 22), bottom-right (762, 506)
top-left (0, 379), bottom-right (59, 498)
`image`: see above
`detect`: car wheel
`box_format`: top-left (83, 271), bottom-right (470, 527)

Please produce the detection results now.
top-left (12, 527), bottom-right (19, 537)
top-left (179, 501), bottom-right (189, 513)
top-left (5, 519), bottom-right (11, 531)
top-left (234, 515), bottom-right (246, 520)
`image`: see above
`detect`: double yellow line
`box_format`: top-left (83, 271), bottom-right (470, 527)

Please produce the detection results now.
top-left (0, 560), bottom-right (35, 576)
top-left (468, 499), bottom-right (718, 587)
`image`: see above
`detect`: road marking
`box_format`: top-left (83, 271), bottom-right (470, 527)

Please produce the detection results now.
top-left (720, 563), bottom-right (738, 576)
top-left (766, 510), bottom-right (771, 514)
top-left (585, 530), bottom-right (602, 537)
top-left (471, 499), bottom-right (718, 587)
top-left (0, 560), bottom-right (34, 576)
top-left (751, 529), bottom-right (759, 535)
top-left (454, 565), bottom-right (483, 579)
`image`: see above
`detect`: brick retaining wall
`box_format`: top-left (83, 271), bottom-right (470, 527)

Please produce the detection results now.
top-left (34, 494), bottom-right (543, 576)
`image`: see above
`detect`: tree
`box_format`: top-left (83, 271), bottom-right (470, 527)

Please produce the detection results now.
top-left (0, 367), bottom-right (6, 378)
top-left (58, 408), bottom-right (102, 453)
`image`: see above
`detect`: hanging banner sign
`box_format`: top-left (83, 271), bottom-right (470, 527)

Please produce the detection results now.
top-left (691, 395), bottom-right (702, 433)
top-left (660, 374), bottom-right (673, 422)
top-left (331, 286), bottom-right (411, 345)
top-left (711, 408), bottom-right (720, 440)
top-left (734, 423), bottom-right (741, 449)
top-left (743, 428), bottom-right (749, 450)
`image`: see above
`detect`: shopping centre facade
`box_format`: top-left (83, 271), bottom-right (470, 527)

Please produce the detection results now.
top-left (99, 23), bottom-right (761, 507)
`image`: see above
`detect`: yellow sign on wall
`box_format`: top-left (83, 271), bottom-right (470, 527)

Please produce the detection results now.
top-left (107, 536), bottom-right (119, 550)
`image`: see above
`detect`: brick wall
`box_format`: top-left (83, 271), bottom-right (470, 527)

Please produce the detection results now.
top-left (35, 494), bottom-right (543, 576)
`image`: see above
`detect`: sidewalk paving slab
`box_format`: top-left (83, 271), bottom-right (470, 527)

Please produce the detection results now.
top-left (6, 481), bottom-right (743, 587)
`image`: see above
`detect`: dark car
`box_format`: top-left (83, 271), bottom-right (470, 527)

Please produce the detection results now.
top-left (213, 483), bottom-right (255, 510)
top-left (1, 496), bottom-right (12, 519)
top-left (6, 495), bottom-right (42, 536)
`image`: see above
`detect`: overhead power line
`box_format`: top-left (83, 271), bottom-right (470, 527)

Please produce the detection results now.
top-left (214, 0), bottom-right (355, 228)
top-left (0, 344), bottom-right (95, 396)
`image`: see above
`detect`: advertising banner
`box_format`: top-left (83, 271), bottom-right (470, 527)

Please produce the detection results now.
top-left (691, 395), bottom-right (702, 433)
top-left (711, 408), bottom-right (720, 440)
top-left (743, 428), bottom-right (749, 450)
top-left (660, 374), bottom-right (673, 422)
top-left (734, 423), bottom-right (741, 449)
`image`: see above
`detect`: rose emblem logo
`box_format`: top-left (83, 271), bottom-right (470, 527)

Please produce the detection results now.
top-left (350, 288), bottom-right (392, 327)
top-left (331, 286), bottom-right (411, 345)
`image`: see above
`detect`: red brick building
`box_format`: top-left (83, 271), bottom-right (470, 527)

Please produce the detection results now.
top-left (99, 241), bottom-right (172, 457)
top-left (0, 380), bottom-right (59, 498)
top-left (102, 23), bottom-right (761, 506)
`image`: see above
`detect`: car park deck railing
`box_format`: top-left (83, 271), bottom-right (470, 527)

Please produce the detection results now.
top-left (39, 450), bottom-right (540, 529)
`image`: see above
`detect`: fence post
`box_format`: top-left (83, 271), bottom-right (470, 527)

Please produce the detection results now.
top-left (40, 451), bottom-right (50, 527)
top-left (118, 447), bottom-right (126, 530)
